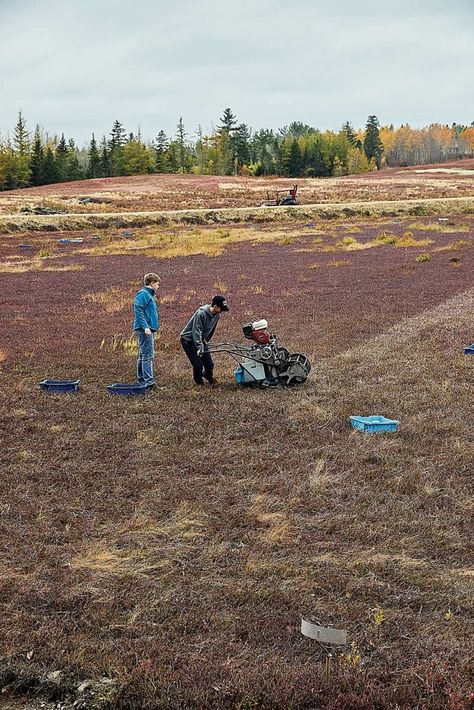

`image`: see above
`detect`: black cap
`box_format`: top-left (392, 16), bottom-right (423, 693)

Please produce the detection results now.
top-left (211, 295), bottom-right (229, 311)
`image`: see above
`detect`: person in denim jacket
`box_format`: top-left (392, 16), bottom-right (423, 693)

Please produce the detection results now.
top-left (133, 273), bottom-right (160, 389)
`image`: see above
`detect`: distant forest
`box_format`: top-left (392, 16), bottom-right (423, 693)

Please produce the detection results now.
top-left (1, 109), bottom-right (473, 191)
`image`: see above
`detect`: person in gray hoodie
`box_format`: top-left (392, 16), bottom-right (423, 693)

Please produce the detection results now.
top-left (180, 295), bottom-right (229, 385)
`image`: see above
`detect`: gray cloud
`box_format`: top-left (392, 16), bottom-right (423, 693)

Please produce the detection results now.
top-left (1, 0), bottom-right (473, 145)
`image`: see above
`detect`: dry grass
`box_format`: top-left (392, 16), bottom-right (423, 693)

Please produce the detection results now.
top-left (433, 239), bottom-right (470, 253)
top-left (100, 333), bottom-right (138, 356)
top-left (213, 280), bottom-right (228, 292)
top-left (328, 259), bottom-right (352, 267)
top-left (77, 226), bottom-right (298, 260)
top-left (408, 220), bottom-right (470, 233)
top-left (0, 258), bottom-right (84, 273)
top-left (394, 231), bottom-right (433, 247)
top-left (373, 230), bottom-right (433, 248)
top-left (82, 287), bottom-right (131, 314)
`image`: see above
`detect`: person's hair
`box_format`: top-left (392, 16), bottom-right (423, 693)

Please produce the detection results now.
top-left (144, 272), bottom-right (160, 286)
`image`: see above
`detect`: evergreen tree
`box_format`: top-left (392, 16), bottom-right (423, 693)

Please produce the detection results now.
top-left (109, 120), bottom-right (127, 175)
top-left (100, 137), bottom-right (110, 177)
top-left (154, 130), bottom-right (169, 173)
top-left (13, 111), bottom-right (30, 155)
top-left (251, 129), bottom-right (276, 174)
top-left (67, 139), bottom-right (83, 181)
top-left (287, 121), bottom-right (315, 138)
top-left (30, 125), bottom-right (44, 186)
top-left (42, 145), bottom-right (58, 185)
top-left (218, 108), bottom-right (239, 174)
top-left (273, 138), bottom-right (285, 175)
top-left (167, 142), bottom-right (179, 172)
top-left (109, 120), bottom-right (127, 149)
top-left (87, 134), bottom-right (101, 178)
top-left (233, 123), bottom-right (251, 169)
top-left (176, 117), bottom-right (187, 173)
top-left (305, 139), bottom-right (328, 177)
top-left (286, 138), bottom-right (303, 177)
top-left (342, 121), bottom-right (361, 149)
top-left (364, 115), bottom-right (384, 169)
top-left (56, 134), bottom-right (69, 181)
top-left (12, 112), bottom-right (31, 186)
top-left (219, 108), bottom-right (238, 133)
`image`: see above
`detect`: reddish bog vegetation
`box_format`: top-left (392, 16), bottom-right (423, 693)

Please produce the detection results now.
top-left (0, 159), bottom-right (473, 215)
top-left (1, 214), bottom-right (473, 709)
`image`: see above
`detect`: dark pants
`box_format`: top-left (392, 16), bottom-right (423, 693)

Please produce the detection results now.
top-left (180, 338), bottom-right (214, 384)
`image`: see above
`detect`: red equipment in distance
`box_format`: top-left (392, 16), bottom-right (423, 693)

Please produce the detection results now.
top-left (261, 184), bottom-right (298, 207)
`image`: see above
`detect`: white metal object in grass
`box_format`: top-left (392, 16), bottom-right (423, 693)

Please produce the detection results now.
top-left (301, 618), bottom-right (347, 646)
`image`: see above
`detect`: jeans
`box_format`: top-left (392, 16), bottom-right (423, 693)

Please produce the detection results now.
top-left (135, 330), bottom-right (155, 386)
top-left (180, 338), bottom-right (214, 384)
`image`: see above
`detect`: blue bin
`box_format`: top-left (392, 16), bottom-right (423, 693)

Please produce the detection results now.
top-left (40, 379), bottom-right (80, 393)
top-left (107, 382), bottom-right (147, 396)
top-left (464, 344), bottom-right (474, 355)
top-left (350, 415), bottom-right (399, 433)
top-left (234, 367), bottom-right (244, 384)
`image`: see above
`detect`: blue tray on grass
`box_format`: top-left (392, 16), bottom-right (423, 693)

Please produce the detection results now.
top-left (40, 379), bottom-right (80, 393)
top-left (464, 344), bottom-right (474, 355)
top-left (350, 415), bottom-right (399, 433)
top-left (19, 244), bottom-right (33, 249)
top-left (107, 382), bottom-right (147, 396)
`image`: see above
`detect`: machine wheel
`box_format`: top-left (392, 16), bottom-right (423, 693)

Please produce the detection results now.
top-left (273, 348), bottom-right (290, 372)
top-left (279, 353), bottom-right (311, 385)
top-left (277, 347), bottom-right (290, 362)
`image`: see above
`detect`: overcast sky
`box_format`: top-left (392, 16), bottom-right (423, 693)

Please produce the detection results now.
top-left (1, 0), bottom-right (473, 146)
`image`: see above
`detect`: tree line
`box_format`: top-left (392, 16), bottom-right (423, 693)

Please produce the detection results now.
top-left (1, 109), bottom-right (473, 191)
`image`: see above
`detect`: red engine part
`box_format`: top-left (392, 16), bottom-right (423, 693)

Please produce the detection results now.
top-left (251, 329), bottom-right (271, 345)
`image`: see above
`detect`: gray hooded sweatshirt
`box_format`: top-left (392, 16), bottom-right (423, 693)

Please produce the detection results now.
top-left (180, 305), bottom-right (220, 350)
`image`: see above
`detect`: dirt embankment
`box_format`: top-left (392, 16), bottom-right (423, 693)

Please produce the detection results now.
top-left (0, 196), bottom-right (474, 233)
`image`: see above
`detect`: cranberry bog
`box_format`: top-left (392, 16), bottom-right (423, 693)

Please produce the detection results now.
top-left (0, 159), bottom-right (474, 222)
top-left (1, 179), bottom-right (474, 708)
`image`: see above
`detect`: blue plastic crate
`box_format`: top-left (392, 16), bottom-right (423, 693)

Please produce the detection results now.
top-left (234, 367), bottom-right (244, 384)
top-left (350, 415), bottom-right (399, 433)
top-left (40, 379), bottom-right (80, 393)
top-left (464, 344), bottom-right (474, 355)
top-left (107, 382), bottom-right (147, 396)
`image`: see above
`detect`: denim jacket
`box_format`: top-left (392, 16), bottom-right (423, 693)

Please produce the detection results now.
top-left (133, 287), bottom-right (159, 331)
